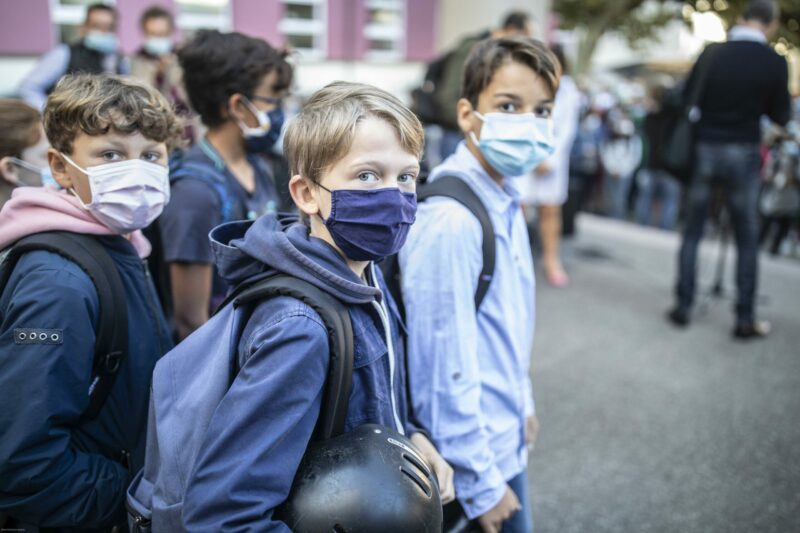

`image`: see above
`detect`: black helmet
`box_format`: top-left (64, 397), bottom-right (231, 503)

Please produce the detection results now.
top-left (276, 424), bottom-right (443, 532)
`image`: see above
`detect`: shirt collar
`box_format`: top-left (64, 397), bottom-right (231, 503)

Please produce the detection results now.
top-left (728, 25), bottom-right (767, 44)
top-left (446, 141), bottom-right (519, 214)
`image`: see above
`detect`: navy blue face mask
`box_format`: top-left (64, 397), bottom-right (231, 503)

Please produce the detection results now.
top-left (244, 108), bottom-right (285, 154)
top-left (318, 185), bottom-right (417, 261)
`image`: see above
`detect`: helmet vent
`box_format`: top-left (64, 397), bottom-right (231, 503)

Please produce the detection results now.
top-left (401, 464), bottom-right (433, 498)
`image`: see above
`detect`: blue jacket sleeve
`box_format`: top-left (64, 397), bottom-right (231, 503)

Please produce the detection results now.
top-left (0, 254), bottom-right (129, 528)
top-left (182, 297), bottom-right (330, 532)
top-left (399, 199), bottom-right (507, 519)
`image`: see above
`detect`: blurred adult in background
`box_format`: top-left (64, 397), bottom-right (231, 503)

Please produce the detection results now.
top-left (634, 81), bottom-right (682, 230)
top-left (420, 11), bottom-right (533, 163)
top-left (130, 5), bottom-right (198, 144)
top-left (600, 108), bottom-right (642, 220)
top-left (522, 44), bottom-right (581, 287)
top-left (567, 103), bottom-right (604, 217)
top-left (18, 3), bottom-right (127, 110)
top-left (0, 100), bottom-right (49, 208)
top-left (669, 0), bottom-right (791, 339)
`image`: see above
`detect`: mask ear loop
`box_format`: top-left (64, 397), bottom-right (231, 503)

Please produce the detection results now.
top-left (59, 153), bottom-right (93, 209)
top-left (314, 181), bottom-right (335, 224)
top-left (469, 108), bottom-right (485, 146)
top-left (237, 96), bottom-right (271, 135)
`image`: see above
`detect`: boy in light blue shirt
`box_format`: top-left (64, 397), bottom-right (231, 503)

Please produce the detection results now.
top-left (400, 37), bottom-right (560, 533)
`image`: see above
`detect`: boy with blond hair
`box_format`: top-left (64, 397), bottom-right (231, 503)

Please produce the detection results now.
top-left (0, 74), bottom-right (179, 530)
top-left (401, 37), bottom-right (560, 533)
top-left (176, 81), bottom-right (453, 530)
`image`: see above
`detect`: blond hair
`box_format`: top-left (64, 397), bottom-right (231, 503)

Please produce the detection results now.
top-left (44, 73), bottom-right (183, 154)
top-left (283, 81), bottom-right (424, 184)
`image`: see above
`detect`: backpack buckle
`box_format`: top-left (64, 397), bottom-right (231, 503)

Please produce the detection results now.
top-left (104, 350), bottom-right (122, 374)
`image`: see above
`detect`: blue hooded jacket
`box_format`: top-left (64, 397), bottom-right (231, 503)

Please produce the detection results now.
top-left (0, 235), bottom-right (173, 531)
top-left (181, 214), bottom-right (416, 532)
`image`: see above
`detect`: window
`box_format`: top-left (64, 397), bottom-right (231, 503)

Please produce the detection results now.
top-left (279, 0), bottom-right (326, 58)
top-left (50, 0), bottom-right (116, 44)
top-left (175, 0), bottom-right (232, 35)
top-left (364, 0), bottom-right (404, 60)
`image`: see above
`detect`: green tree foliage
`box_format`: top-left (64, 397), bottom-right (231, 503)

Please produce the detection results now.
top-left (554, 0), bottom-right (799, 75)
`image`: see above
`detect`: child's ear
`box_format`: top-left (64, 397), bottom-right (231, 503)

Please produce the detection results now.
top-left (48, 149), bottom-right (73, 190)
top-left (288, 174), bottom-right (320, 217)
top-left (457, 98), bottom-right (477, 137)
top-left (0, 156), bottom-right (19, 184)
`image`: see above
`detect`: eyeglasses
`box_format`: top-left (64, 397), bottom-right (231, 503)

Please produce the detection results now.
top-left (250, 95), bottom-right (282, 106)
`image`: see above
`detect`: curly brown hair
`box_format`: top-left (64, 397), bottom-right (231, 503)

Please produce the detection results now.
top-left (43, 74), bottom-right (183, 154)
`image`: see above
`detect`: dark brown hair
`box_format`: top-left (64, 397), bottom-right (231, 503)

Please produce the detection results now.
top-left (461, 37), bottom-right (561, 106)
top-left (44, 74), bottom-right (182, 154)
top-left (140, 5), bottom-right (174, 31)
top-left (178, 30), bottom-right (293, 128)
top-left (0, 99), bottom-right (42, 159)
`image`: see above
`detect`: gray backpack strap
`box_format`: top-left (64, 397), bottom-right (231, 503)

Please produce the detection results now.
top-left (229, 275), bottom-right (354, 438)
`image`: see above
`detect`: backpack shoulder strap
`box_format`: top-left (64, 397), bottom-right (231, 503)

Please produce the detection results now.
top-left (418, 175), bottom-right (496, 309)
top-left (0, 231), bottom-right (128, 419)
top-left (170, 158), bottom-right (235, 223)
top-left (223, 274), bottom-right (354, 439)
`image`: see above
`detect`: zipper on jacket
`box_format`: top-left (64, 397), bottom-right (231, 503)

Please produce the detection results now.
top-left (369, 263), bottom-right (405, 434)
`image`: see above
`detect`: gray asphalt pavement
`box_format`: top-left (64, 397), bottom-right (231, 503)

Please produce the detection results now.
top-left (527, 214), bottom-right (800, 533)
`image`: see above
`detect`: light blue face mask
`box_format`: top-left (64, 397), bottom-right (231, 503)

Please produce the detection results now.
top-left (470, 111), bottom-right (555, 177)
top-left (84, 31), bottom-right (118, 54)
top-left (144, 37), bottom-right (172, 57)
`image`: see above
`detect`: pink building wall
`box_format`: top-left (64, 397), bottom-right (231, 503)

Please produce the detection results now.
top-left (0, 0), bottom-right (54, 55)
top-left (0, 0), bottom-right (436, 61)
top-left (405, 0), bottom-right (438, 61)
top-left (232, 0), bottom-right (282, 47)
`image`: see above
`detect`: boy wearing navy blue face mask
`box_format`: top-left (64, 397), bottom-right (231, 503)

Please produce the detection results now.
top-left (158, 30), bottom-right (292, 341)
top-left (180, 81), bottom-right (454, 530)
top-left (400, 37), bottom-right (560, 533)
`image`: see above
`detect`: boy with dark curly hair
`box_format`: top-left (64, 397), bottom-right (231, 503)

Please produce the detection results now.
top-left (160, 30), bottom-right (292, 340)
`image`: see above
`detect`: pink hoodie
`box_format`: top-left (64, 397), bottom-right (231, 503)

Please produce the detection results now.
top-left (0, 187), bottom-right (151, 257)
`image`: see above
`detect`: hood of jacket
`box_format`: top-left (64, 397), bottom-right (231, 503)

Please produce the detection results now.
top-left (210, 214), bottom-right (381, 305)
top-left (0, 186), bottom-right (150, 257)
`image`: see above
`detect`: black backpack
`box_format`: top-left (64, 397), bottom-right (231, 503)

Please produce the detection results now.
top-left (411, 51), bottom-right (453, 126)
top-left (381, 176), bottom-right (496, 317)
top-left (0, 231), bottom-right (128, 419)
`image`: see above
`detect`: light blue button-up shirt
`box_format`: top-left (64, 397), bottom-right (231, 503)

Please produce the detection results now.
top-left (399, 141), bottom-right (536, 519)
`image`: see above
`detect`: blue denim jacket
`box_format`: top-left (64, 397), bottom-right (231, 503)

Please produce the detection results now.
top-left (0, 236), bottom-right (172, 529)
top-left (181, 216), bottom-right (414, 532)
top-left (399, 142), bottom-right (536, 519)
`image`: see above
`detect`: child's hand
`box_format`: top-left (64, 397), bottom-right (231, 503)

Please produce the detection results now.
top-left (477, 485), bottom-right (521, 533)
top-left (409, 432), bottom-right (455, 504)
top-left (525, 415), bottom-right (540, 453)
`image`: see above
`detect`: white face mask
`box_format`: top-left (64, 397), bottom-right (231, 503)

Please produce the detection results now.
top-left (62, 154), bottom-right (170, 233)
top-left (236, 96), bottom-right (271, 138)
